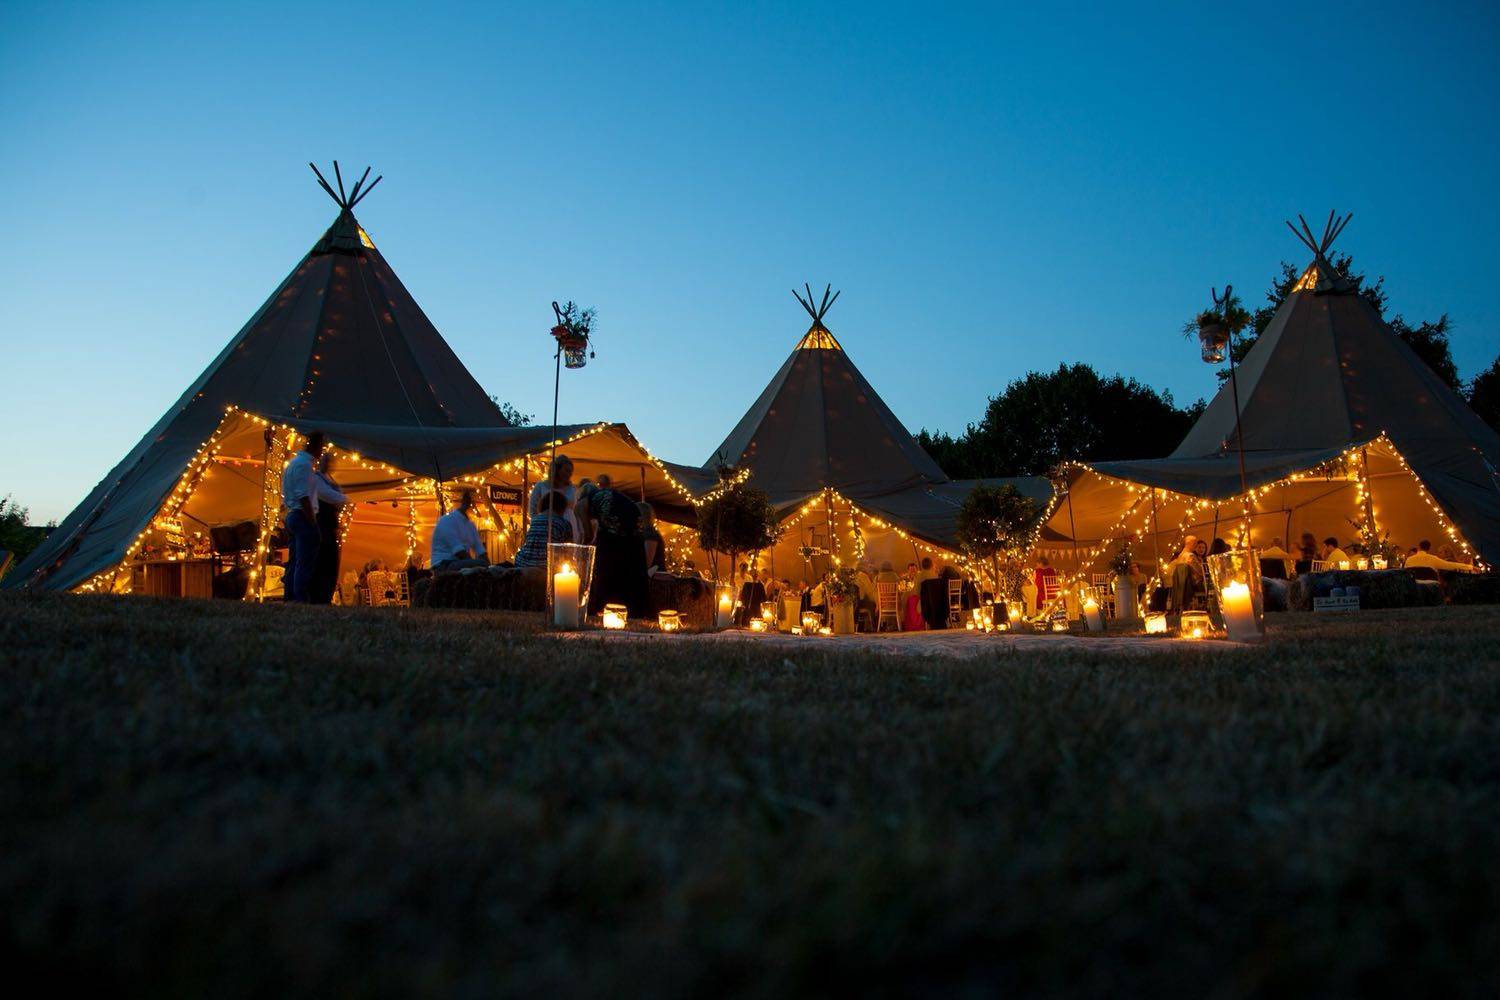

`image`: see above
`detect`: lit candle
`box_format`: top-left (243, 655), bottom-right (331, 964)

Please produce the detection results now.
top-left (1219, 580), bottom-right (1260, 643)
top-left (658, 610), bottom-right (681, 632)
top-left (1144, 613), bottom-right (1168, 635)
top-left (1338, 560), bottom-right (1350, 571)
top-left (601, 603), bottom-right (627, 630)
top-left (553, 563), bottom-right (580, 628)
top-left (749, 619), bottom-right (766, 632)
top-left (1083, 596), bottom-right (1104, 633)
top-left (716, 590), bottom-right (734, 629)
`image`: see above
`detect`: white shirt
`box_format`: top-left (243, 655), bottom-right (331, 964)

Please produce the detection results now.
top-left (281, 450), bottom-right (318, 514)
top-left (1407, 550), bottom-right (1472, 572)
top-left (430, 508), bottom-right (485, 565)
top-left (315, 472), bottom-right (348, 507)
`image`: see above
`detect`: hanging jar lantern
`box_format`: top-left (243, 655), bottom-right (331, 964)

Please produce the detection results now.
top-left (1197, 311), bottom-right (1229, 364)
top-left (551, 300), bottom-right (596, 370)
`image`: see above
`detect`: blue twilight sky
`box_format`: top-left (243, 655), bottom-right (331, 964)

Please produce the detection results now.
top-left (2, 1), bottom-right (1498, 522)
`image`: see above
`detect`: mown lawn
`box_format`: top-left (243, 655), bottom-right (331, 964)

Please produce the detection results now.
top-left (2, 594), bottom-right (1499, 997)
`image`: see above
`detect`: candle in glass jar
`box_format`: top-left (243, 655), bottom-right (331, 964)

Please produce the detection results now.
top-left (553, 563), bottom-right (580, 628)
top-left (1219, 580), bottom-right (1260, 643)
top-left (716, 591), bottom-right (734, 629)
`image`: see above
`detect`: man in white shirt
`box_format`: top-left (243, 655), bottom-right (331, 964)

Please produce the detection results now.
top-left (1321, 537), bottom-right (1352, 568)
top-left (280, 432), bottom-right (325, 602)
top-left (430, 489), bottom-right (489, 572)
top-left (1406, 539), bottom-right (1474, 572)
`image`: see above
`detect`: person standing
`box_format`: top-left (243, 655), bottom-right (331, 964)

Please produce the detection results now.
top-left (430, 490), bottom-right (490, 572)
top-left (309, 451), bottom-right (349, 604)
top-left (582, 479), bottom-right (649, 618)
top-left (280, 432), bottom-right (325, 603)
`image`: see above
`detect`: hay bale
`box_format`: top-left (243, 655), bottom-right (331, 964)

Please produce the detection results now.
top-left (1287, 569), bottom-right (1423, 611)
top-left (1262, 577), bottom-right (1290, 613)
top-left (1448, 573), bottom-right (1500, 606)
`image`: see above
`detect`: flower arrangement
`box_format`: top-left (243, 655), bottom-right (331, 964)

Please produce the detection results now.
top-left (825, 567), bottom-right (861, 604)
top-left (550, 300), bottom-right (597, 369)
top-left (1108, 544), bottom-right (1133, 581)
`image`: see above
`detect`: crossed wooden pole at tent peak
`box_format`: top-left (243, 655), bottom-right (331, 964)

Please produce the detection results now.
top-left (308, 160), bottom-right (383, 210)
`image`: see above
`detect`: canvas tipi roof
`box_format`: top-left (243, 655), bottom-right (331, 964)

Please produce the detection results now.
top-left (709, 285), bottom-right (948, 505)
top-left (10, 163), bottom-right (511, 592)
top-left (1170, 213), bottom-right (1500, 562)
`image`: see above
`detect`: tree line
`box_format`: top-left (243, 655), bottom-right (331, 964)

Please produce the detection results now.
top-left (922, 255), bottom-right (1500, 478)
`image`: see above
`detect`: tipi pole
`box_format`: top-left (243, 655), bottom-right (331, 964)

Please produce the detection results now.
top-left (544, 342), bottom-right (562, 620)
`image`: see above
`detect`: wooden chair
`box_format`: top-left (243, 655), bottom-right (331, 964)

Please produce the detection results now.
top-left (876, 582), bottom-right (901, 632)
top-left (946, 578), bottom-right (964, 627)
top-left (1310, 559), bottom-right (1329, 573)
top-left (1089, 573), bottom-right (1114, 618)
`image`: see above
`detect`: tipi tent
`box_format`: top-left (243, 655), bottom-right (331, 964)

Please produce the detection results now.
top-left (707, 286), bottom-right (1051, 578)
top-left (8, 165), bottom-right (712, 594)
top-left (1042, 213), bottom-right (1500, 574)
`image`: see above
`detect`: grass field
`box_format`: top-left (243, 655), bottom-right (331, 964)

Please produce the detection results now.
top-left (3, 594), bottom-right (1499, 997)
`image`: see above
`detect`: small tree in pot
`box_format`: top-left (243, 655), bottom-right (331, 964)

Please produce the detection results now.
top-left (956, 484), bottom-right (1039, 607)
top-left (696, 478), bottom-right (779, 595)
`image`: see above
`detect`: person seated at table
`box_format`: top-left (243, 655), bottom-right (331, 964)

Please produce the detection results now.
top-left (1168, 535), bottom-right (1205, 612)
top-left (1260, 537), bottom-right (1294, 578)
top-left (1438, 543), bottom-right (1462, 563)
top-left (1032, 556), bottom-right (1059, 609)
top-left (1295, 532), bottom-right (1319, 574)
top-left (1321, 536), bottom-right (1351, 567)
top-left (876, 561), bottom-right (900, 586)
top-left (855, 562), bottom-right (879, 630)
top-left (515, 490), bottom-right (572, 568)
top-left (918, 556), bottom-right (938, 582)
top-left (430, 490), bottom-right (490, 572)
top-left (1406, 539), bottom-right (1475, 572)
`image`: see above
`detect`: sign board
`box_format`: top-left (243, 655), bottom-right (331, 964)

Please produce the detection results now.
top-left (488, 485), bottom-right (524, 508)
top-left (1312, 595), bottom-right (1361, 613)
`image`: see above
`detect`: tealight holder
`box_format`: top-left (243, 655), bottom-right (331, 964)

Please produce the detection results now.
top-left (801, 611), bottom-right (823, 633)
top-left (760, 601), bottom-right (778, 629)
top-left (658, 610), bottom-right (682, 632)
top-left (601, 603), bottom-right (627, 630)
top-left (1144, 612), bottom-right (1169, 635)
top-left (1179, 610), bottom-right (1213, 640)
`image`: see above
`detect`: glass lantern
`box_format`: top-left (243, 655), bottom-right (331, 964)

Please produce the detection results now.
top-left (546, 542), bottom-right (595, 630)
top-left (1198, 319), bottom-right (1229, 363)
top-left (1208, 549), bottom-right (1266, 643)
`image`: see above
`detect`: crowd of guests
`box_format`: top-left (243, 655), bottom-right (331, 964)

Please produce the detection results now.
top-left (279, 435), bottom-right (1481, 621)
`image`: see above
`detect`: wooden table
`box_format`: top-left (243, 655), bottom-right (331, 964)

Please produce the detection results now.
top-left (132, 559), bottom-right (215, 598)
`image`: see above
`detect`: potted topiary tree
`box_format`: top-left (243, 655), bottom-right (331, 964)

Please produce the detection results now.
top-left (825, 566), bottom-right (861, 634)
top-left (955, 484), bottom-right (1039, 618)
top-left (695, 477), bottom-right (779, 612)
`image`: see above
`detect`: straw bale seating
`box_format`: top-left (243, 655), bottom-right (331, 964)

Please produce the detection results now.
top-left (1287, 569), bottom-right (1440, 612)
top-left (410, 564), bottom-right (717, 622)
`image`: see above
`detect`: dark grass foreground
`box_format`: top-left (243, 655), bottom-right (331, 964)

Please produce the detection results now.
top-left (3, 595), bottom-right (1499, 998)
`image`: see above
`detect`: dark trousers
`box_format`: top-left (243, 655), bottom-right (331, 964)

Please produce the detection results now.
top-left (285, 509), bottom-right (321, 603)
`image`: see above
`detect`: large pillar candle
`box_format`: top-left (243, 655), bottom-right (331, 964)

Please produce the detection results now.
top-left (1219, 580), bottom-right (1259, 643)
top-left (553, 563), bottom-right (581, 628)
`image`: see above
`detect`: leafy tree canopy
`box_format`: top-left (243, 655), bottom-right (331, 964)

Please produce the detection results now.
top-left (695, 481), bottom-right (779, 583)
top-left (0, 495), bottom-right (50, 568)
top-left (955, 483), bottom-right (1040, 598)
top-left (1469, 354), bottom-right (1500, 433)
top-left (918, 364), bottom-right (1204, 478)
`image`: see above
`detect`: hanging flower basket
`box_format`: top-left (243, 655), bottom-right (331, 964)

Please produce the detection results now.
top-left (550, 301), bottom-right (597, 370)
top-left (552, 325), bottom-right (590, 369)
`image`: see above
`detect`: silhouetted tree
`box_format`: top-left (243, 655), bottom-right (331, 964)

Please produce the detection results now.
top-left (955, 484), bottom-right (1040, 599)
top-left (918, 364), bottom-right (1203, 478)
top-left (1469, 354), bottom-right (1500, 433)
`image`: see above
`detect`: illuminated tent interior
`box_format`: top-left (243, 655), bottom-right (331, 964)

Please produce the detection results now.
top-left (702, 285), bottom-right (1052, 580)
top-left (1042, 213), bottom-right (1499, 577)
top-left (6, 165), bottom-right (712, 595)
